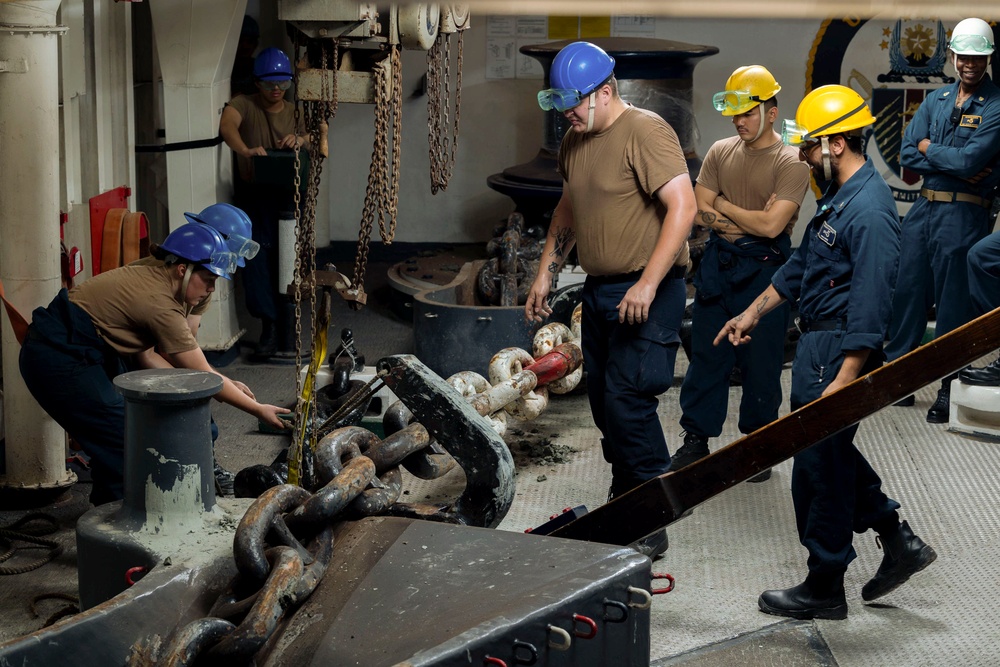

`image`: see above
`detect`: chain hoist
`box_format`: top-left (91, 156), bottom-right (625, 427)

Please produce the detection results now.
top-left (350, 45), bottom-right (403, 311)
top-left (290, 39), bottom-right (338, 486)
top-left (426, 30), bottom-right (464, 194)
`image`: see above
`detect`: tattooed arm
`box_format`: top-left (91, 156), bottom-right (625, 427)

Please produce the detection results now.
top-left (525, 191), bottom-right (577, 323)
top-left (694, 184), bottom-right (746, 236)
top-left (712, 284), bottom-right (785, 347)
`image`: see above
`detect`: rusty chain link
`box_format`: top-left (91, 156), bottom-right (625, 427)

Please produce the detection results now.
top-left (127, 419), bottom-right (459, 666)
top-left (350, 45), bottom-right (403, 311)
top-left (426, 30), bottom-right (464, 194)
top-left (290, 39), bottom-right (339, 485)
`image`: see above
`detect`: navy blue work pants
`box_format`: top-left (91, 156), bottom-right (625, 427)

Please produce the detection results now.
top-left (790, 330), bottom-right (900, 574)
top-left (885, 197), bottom-right (992, 361)
top-left (968, 231), bottom-right (1000, 316)
top-left (680, 258), bottom-right (789, 437)
top-left (581, 273), bottom-right (685, 486)
top-left (234, 179), bottom-right (296, 324)
top-left (19, 291), bottom-right (128, 505)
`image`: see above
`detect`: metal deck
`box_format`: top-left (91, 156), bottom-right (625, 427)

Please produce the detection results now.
top-left (2, 258), bottom-right (998, 665)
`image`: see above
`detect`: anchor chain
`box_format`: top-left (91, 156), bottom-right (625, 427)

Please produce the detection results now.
top-left (127, 420), bottom-right (458, 667)
top-left (478, 212), bottom-right (541, 306)
top-left (388, 306), bottom-right (584, 439)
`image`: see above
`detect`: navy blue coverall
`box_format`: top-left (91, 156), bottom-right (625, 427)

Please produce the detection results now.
top-left (19, 290), bottom-right (221, 505)
top-left (968, 231), bottom-right (1000, 315)
top-left (886, 76), bottom-right (1000, 362)
top-left (680, 233), bottom-right (791, 437)
top-left (19, 291), bottom-right (128, 505)
top-left (771, 158), bottom-right (902, 575)
top-left (582, 268), bottom-right (686, 489)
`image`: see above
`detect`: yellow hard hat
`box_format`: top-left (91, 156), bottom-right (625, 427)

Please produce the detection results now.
top-left (713, 65), bottom-right (781, 116)
top-left (781, 85), bottom-right (876, 148)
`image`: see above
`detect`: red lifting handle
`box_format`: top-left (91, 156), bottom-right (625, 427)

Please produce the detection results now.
top-left (572, 613), bottom-right (598, 639)
top-left (652, 572), bottom-right (675, 594)
top-left (125, 566), bottom-right (148, 586)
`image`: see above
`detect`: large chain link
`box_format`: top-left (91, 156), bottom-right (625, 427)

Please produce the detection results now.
top-left (351, 45), bottom-right (403, 311)
top-left (127, 421), bottom-right (441, 666)
top-left (426, 31), bottom-right (464, 194)
top-left (412, 308), bottom-right (584, 439)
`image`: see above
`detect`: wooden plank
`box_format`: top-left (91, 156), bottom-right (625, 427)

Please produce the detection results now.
top-left (551, 306), bottom-right (1000, 546)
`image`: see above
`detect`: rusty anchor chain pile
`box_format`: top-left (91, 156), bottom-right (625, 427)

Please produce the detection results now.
top-left (477, 212), bottom-right (542, 306)
top-left (128, 356), bottom-right (517, 666)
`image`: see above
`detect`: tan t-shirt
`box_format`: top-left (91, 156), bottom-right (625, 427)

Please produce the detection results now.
top-left (130, 255), bottom-right (211, 316)
top-left (558, 106), bottom-right (690, 276)
top-left (227, 94), bottom-right (299, 182)
top-left (697, 135), bottom-right (810, 240)
top-left (68, 264), bottom-right (200, 356)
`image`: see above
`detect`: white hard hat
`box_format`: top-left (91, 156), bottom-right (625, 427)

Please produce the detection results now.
top-left (950, 18), bottom-right (995, 56)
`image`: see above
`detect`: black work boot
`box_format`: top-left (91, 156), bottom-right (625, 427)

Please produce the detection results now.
top-left (959, 357), bottom-right (1000, 386)
top-left (861, 520), bottom-right (937, 601)
top-left (667, 432), bottom-right (710, 472)
top-left (758, 571), bottom-right (848, 620)
top-left (250, 319), bottom-right (277, 362)
top-left (747, 468), bottom-right (772, 483)
top-left (925, 382), bottom-right (951, 424)
top-left (214, 460), bottom-right (236, 496)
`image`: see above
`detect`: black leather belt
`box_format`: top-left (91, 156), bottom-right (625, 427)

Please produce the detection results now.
top-left (796, 318), bottom-right (844, 333)
top-left (590, 264), bottom-right (687, 284)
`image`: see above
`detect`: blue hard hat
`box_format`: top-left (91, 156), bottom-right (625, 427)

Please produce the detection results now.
top-left (184, 203), bottom-right (258, 268)
top-left (160, 223), bottom-right (237, 279)
top-left (253, 47), bottom-right (292, 81)
top-left (550, 42), bottom-right (615, 97)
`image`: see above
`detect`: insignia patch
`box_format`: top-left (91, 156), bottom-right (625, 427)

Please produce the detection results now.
top-left (960, 114), bottom-right (982, 128)
top-left (818, 221), bottom-right (837, 247)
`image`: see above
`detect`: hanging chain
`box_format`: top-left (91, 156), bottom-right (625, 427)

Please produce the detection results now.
top-left (426, 31), bottom-right (464, 194)
top-left (351, 45), bottom-right (403, 310)
top-left (289, 39), bottom-right (339, 485)
top-left (291, 32), bottom-right (306, 457)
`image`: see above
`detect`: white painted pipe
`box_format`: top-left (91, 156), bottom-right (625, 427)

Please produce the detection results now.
top-left (0, 0), bottom-right (74, 492)
top-left (278, 214), bottom-right (297, 294)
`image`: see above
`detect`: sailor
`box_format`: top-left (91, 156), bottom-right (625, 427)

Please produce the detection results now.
top-left (715, 85), bottom-right (936, 619)
top-left (886, 17), bottom-right (1000, 421)
top-left (19, 223), bottom-right (290, 505)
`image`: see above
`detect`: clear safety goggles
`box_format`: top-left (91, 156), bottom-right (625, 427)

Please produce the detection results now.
top-left (258, 79), bottom-right (292, 91)
top-left (713, 89), bottom-right (762, 113)
top-left (950, 34), bottom-right (994, 54)
top-left (226, 234), bottom-right (260, 261)
top-left (780, 120), bottom-right (813, 148)
top-left (537, 88), bottom-right (585, 113)
top-left (198, 250), bottom-right (239, 276)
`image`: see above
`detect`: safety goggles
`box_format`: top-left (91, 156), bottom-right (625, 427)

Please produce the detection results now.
top-left (198, 250), bottom-right (239, 276)
top-left (713, 90), bottom-right (762, 113)
top-left (258, 79), bottom-right (292, 91)
top-left (781, 120), bottom-right (813, 148)
top-left (537, 88), bottom-right (585, 113)
top-left (950, 34), bottom-right (994, 54)
top-left (781, 100), bottom-right (868, 148)
top-left (225, 233), bottom-right (260, 261)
